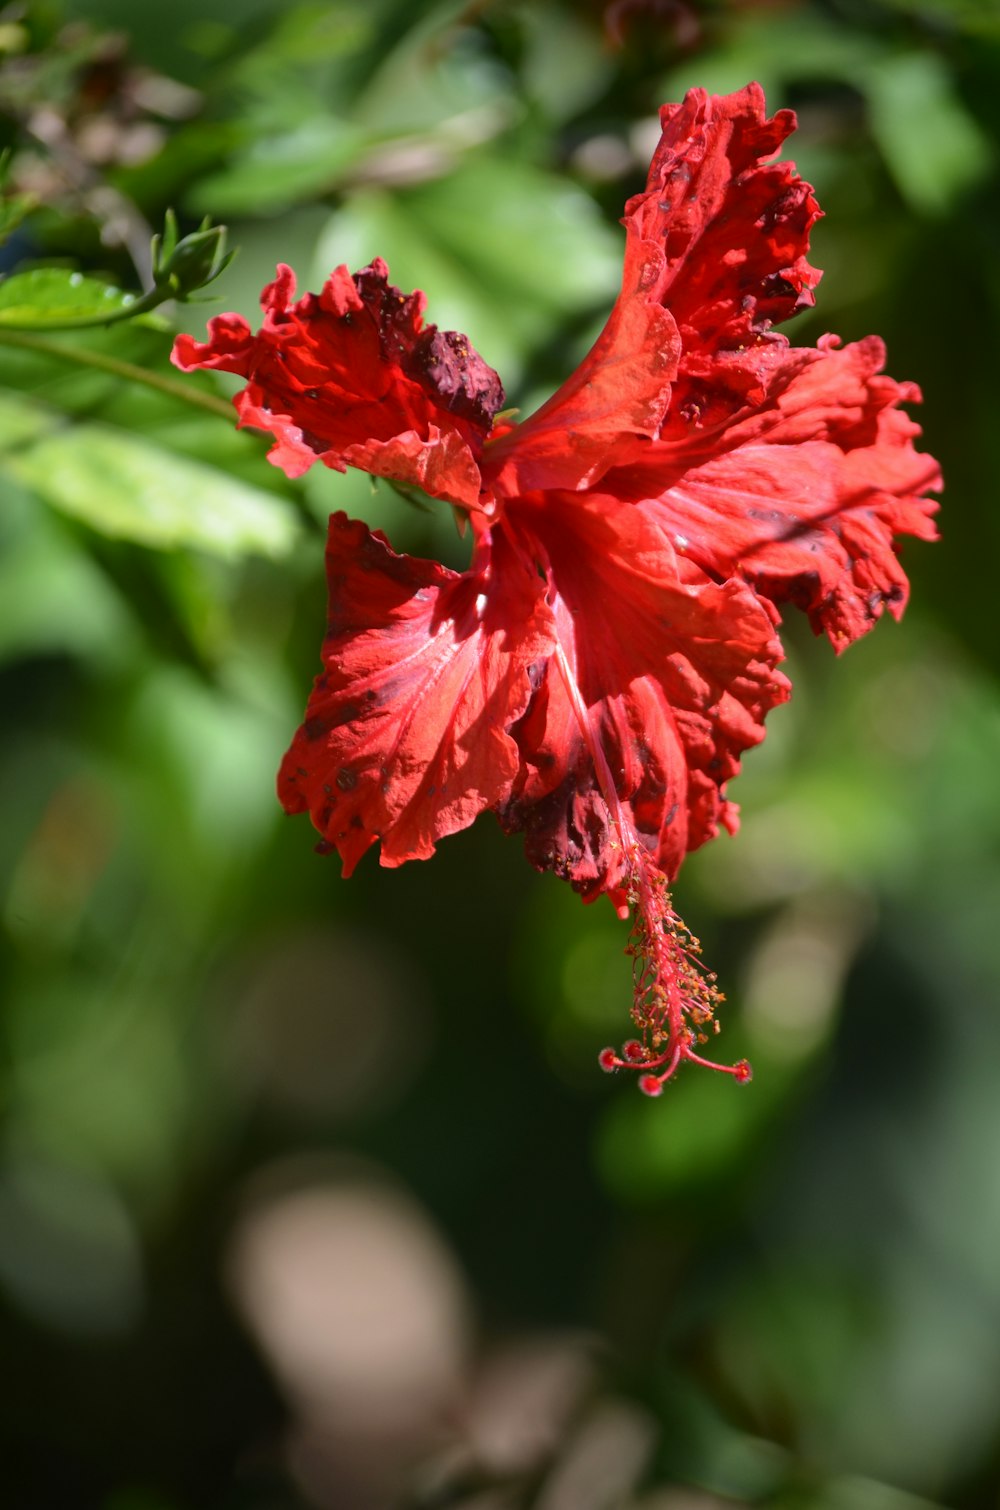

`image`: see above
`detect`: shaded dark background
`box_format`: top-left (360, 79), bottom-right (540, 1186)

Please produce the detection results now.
top-left (2, 1), bottom-right (999, 1506)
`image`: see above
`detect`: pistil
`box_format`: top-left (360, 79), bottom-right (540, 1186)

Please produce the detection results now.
top-left (551, 641), bottom-right (751, 1095)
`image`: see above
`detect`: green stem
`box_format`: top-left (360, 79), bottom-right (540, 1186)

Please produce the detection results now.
top-left (0, 327), bottom-right (235, 420)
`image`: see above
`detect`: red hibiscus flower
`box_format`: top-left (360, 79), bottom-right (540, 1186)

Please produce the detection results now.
top-left (173, 84), bottom-right (940, 1094)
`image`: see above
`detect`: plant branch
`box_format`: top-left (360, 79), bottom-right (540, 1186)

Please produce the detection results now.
top-left (0, 327), bottom-right (235, 419)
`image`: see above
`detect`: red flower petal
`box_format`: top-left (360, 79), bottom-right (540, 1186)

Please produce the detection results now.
top-left (483, 217), bottom-right (681, 497)
top-left (610, 336), bottom-right (941, 649)
top-left (482, 82), bottom-right (819, 498)
top-left (498, 495), bottom-right (788, 899)
top-left (278, 513), bottom-right (554, 874)
top-left (634, 82), bottom-right (821, 357)
top-left (171, 260), bottom-right (504, 511)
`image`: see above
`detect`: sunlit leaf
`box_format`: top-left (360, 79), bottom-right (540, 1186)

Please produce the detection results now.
top-left (403, 155), bottom-right (622, 313)
top-left (7, 423), bottom-right (299, 558)
top-left (187, 118), bottom-right (369, 215)
top-left (866, 52), bottom-right (993, 215)
top-left (0, 269), bottom-right (135, 327)
top-left (0, 498), bottom-right (136, 666)
top-left (0, 390), bottom-right (56, 448)
top-left (352, 0), bottom-right (514, 136)
top-left (518, 3), bottom-right (612, 124)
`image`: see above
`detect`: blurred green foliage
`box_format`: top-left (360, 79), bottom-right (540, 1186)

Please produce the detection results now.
top-left (1, 1), bottom-right (999, 1507)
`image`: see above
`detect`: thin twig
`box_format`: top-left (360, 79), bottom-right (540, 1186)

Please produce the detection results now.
top-left (0, 326), bottom-right (235, 419)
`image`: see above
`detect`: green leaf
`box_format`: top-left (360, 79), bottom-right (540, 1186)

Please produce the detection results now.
top-left (187, 118), bottom-right (368, 216)
top-left (351, 0), bottom-right (512, 136)
top-left (7, 422), bottom-right (299, 559)
top-left (0, 389), bottom-right (56, 449)
top-left (519, 3), bottom-right (613, 125)
top-left (880, 0), bottom-right (1000, 38)
top-left (0, 498), bottom-right (136, 668)
top-left (0, 269), bottom-right (135, 328)
top-left (0, 190), bottom-right (36, 249)
top-left (865, 52), bottom-right (993, 216)
top-left (405, 156), bottom-right (622, 315)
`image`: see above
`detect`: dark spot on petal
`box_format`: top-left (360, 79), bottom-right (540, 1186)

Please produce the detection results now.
top-left (762, 272), bottom-right (797, 299)
top-left (406, 326), bottom-right (505, 431)
top-left (335, 767), bottom-right (358, 792)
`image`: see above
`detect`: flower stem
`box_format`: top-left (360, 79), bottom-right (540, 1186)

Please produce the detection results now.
top-left (0, 327), bottom-right (235, 420)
